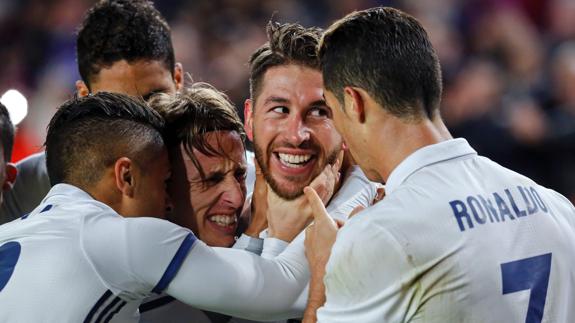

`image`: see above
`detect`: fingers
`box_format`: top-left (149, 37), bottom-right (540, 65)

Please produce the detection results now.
top-left (373, 186), bottom-right (385, 204)
top-left (304, 186), bottom-right (333, 225)
top-left (254, 157), bottom-right (263, 176)
top-left (333, 149), bottom-right (344, 174)
top-left (309, 163), bottom-right (337, 204)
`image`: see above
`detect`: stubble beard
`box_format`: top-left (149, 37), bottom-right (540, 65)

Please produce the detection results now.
top-left (253, 137), bottom-right (340, 201)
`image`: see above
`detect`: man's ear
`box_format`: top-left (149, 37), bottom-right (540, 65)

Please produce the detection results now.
top-left (244, 99), bottom-right (254, 141)
top-left (343, 86), bottom-right (366, 124)
top-left (2, 163), bottom-right (17, 191)
top-left (173, 63), bottom-right (184, 91)
top-left (114, 157), bottom-right (136, 198)
top-left (75, 80), bottom-right (90, 97)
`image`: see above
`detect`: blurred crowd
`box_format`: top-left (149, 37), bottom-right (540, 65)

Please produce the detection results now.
top-left (0, 0), bottom-right (574, 200)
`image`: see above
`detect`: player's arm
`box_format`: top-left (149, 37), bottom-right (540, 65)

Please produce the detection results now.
top-left (302, 187), bottom-right (339, 323)
top-left (83, 215), bottom-right (309, 321)
top-left (166, 235), bottom-right (309, 320)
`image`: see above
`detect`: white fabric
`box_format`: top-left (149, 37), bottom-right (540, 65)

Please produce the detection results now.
top-left (0, 184), bottom-right (191, 322)
top-left (245, 150), bottom-right (256, 195)
top-left (318, 138), bottom-right (575, 323)
top-left (259, 165), bottom-right (380, 316)
top-left (232, 233), bottom-right (264, 255)
top-left (139, 165), bottom-right (379, 323)
top-left (0, 184), bottom-right (309, 322)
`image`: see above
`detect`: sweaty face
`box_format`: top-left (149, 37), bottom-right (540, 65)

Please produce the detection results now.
top-left (252, 65), bottom-right (342, 200)
top-left (168, 131), bottom-right (247, 247)
top-left (88, 59), bottom-right (178, 99)
top-left (131, 148), bottom-right (173, 218)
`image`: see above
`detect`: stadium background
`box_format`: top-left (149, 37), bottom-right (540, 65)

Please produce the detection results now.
top-left (0, 0), bottom-right (573, 201)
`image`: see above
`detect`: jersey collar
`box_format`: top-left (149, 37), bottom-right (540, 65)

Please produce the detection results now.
top-left (385, 138), bottom-right (477, 195)
top-left (43, 183), bottom-right (99, 205)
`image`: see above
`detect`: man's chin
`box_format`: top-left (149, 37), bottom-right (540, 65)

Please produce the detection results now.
top-left (268, 178), bottom-right (308, 201)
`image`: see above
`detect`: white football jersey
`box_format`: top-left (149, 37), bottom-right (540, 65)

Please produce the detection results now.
top-left (138, 165), bottom-right (379, 323)
top-left (318, 138), bottom-right (575, 323)
top-left (0, 184), bottom-right (318, 322)
top-left (0, 184), bottom-right (195, 323)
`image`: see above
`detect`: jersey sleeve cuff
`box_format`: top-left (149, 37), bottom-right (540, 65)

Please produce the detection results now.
top-left (261, 237), bottom-right (289, 259)
top-left (232, 233), bottom-right (264, 255)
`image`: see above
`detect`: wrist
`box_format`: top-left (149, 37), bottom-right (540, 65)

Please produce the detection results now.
top-left (267, 226), bottom-right (292, 242)
top-left (244, 224), bottom-right (265, 238)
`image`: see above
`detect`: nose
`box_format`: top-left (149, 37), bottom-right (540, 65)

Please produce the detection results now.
top-left (283, 115), bottom-right (310, 146)
top-left (221, 177), bottom-right (245, 210)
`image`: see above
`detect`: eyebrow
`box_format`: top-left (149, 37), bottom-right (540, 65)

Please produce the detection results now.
top-left (263, 96), bottom-right (290, 105)
top-left (310, 100), bottom-right (327, 107)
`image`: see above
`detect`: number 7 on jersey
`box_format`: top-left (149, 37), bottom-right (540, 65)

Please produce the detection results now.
top-left (501, 253), bottom-right (552, 323)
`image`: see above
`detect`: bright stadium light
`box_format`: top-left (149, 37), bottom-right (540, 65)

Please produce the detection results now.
top-left (1, 89), bottom-right (28, 125)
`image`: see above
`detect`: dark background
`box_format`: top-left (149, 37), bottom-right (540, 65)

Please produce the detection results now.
top-left (1, 0), bottom-right (574, 200)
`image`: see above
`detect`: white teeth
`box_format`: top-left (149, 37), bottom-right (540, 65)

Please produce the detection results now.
top-left (278, 153), bottom-right (312, 167)
top-left (208, 215), bottom-right (237, 227)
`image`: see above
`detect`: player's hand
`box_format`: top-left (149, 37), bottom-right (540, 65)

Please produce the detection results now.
top-left (302, 186), bottom-right (340, 323)
top-left (304, 186), bottom-right (339, 269)
top-left (267, 158), bottom-right (342, 242)
top-left (310, 150), bottom-right (343, 205)
top-left (242, 158), bottom-right (268, 238)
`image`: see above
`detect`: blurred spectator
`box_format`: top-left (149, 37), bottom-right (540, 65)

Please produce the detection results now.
top-left (0, 0), bottom-right (574, 201)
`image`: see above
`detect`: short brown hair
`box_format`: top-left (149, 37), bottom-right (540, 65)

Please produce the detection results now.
top-left (319, 7), bottom-right (443, 121)
top-left (248, 20), bottom-right (322, 102)
top-left (149, 83), bottom-right (246, 180)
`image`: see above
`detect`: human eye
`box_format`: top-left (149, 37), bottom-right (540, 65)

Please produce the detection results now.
top-left (235, 168), bottom-right (247, 181)
top-left (308, 106), bottom-right (331, 118)
top-left (271, 106), bottom-right (289, 114)
top-left (204, 173), bottom-right (224, 187)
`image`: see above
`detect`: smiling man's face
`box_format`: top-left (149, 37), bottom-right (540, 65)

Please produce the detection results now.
top-left (168, 131), bottom-right (247, 247)
top-left (249, 64), bottom-right (342, 200)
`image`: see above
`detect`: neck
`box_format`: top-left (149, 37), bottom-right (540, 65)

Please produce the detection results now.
top-left (373, 115), bottom-right (452, 182)
top-left (89, 178), bottom-right (124, 216)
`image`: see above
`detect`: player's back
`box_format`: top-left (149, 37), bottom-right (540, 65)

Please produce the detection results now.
top-left (0, 186), bottom-right (139, 322)
top-left (321, 139), bottom-right (575, 322)
top-left (403, 153), bottom-right (575, 322)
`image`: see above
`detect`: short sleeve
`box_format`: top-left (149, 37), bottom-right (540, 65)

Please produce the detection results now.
top-left (81, 214), bottom-right (196, 300)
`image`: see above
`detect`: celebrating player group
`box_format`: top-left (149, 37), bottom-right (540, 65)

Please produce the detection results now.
top-left (0, 1), bottom-right (573, 323)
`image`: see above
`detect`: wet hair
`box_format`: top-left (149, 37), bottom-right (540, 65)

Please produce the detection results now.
top-left (319, 7), bottom-right (443, 121)
top-left (0, 102), bottom-right (14, 162)
top-left (76, 0), bottom-right (175, 89)
top-left (45, 92), bottom-right (165, 188)
top-left (248, 20), bottom-right (322, 102)
top-left (149, 83), bottom-right (246, 181)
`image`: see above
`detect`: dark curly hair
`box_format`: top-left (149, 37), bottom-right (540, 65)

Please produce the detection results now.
top-left (248, 20), bottom-right (322, 102)
top-left (76, 0), bottom-right (175, 90)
